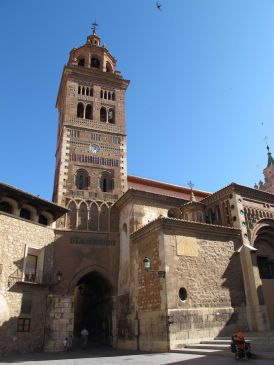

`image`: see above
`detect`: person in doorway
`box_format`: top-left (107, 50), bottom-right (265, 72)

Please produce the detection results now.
top-left (63, 337), bottom-right (69, 352)
top-left (80, 328), bottom-right (89, 349)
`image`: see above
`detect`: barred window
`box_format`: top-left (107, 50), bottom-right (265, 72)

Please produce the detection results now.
top-left (17, 318), bottom-right (31, 332)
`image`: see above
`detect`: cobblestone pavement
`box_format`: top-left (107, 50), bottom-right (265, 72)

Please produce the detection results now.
top-left (0, 347), bottom-right (272, 365)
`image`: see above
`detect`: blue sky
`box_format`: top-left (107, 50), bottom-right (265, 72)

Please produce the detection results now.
top-left (0, 0), bottom-right (273, 199)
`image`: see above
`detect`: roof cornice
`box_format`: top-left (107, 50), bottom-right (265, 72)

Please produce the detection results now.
top-left (114, 189), bottom-right (187, 210)
top-left (201, 182), bottom-right (274, 205)
top-left (130, 217), bottom-right (241, 242)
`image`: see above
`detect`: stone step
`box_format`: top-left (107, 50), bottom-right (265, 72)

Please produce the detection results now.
top-left (174, 348), bottom-right (274, 360)
top-left (201, 340), bottom-right (248, 345)
top-left (186, 343), bottom-right (230, 350)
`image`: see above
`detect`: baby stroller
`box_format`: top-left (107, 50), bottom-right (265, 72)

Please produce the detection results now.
top-left (231, 331), bottom-right (252, 360)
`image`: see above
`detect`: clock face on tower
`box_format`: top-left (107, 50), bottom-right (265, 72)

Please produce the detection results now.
top-left (90, 144), bottom-right (100, 154)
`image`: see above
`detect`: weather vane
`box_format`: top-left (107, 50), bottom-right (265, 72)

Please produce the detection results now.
top-left (92, 20), bottom-right (98, 34)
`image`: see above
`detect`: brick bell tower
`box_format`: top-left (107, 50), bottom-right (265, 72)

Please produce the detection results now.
top-left (53, 25), bottom-right (130, 230)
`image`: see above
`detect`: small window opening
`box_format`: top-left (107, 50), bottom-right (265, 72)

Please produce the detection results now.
top-left (78, 58), bottom-right (85, 67)
top-left (179, 287), bottom-right (187, 301)
top-left (91, 57), bottom-right (100, 68)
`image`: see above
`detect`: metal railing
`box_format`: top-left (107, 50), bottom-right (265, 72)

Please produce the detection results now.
top-left (8, 269), bottom-right (51, 287)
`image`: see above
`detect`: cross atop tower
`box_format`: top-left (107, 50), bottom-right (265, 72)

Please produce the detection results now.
top-left (92, 21), bottom-right (98, 35)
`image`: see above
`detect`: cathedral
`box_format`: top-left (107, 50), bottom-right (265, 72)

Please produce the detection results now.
top-left (0, 28), bottom-right (274, 354)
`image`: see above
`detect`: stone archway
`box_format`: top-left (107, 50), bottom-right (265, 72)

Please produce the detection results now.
top-left (252, 219), bottom-right (274, 328)
top-left (73, 271), bottom-right (113, 346)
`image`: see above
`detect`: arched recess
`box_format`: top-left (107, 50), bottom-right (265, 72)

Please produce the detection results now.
top-left (85, 104), bottom-right (93, 120)
top-left (78, 58), bottom-right (85, 67)
top-left (77, 103), bottom-right (84, 118)
top-left (90, 56), bottom-right (100, 68)
top-left (99, 204), bottom-right (109, 232)
top-left (20, 204), bottom-right (36, 221)
top-left (110, 205), bottom-right (119, 232)
top-left (67, 201), bottom-right (77, 229)
top-left (38, 214), bottom-right (48, 225)
top-left (73, 270), bottom-right (114, 345)
top-left (0, 201), bottom-right (13, 214)
top-left (88, 203), bottom-right (98, 231)
top-left (78, 202), bottom-right (88, 230)
top-left (75, 169), bottom-right (90, 190)
top-left (100, 107), bottom-right (107, 122)
top-left (100, 171), bottom-right (114, 193)
top-left (0, 197), bottom-right (17, 214)
top-left (252, 219), bottom-right (274, 329)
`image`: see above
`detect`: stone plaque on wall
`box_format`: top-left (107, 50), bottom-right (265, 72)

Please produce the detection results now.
top-left (176, 236), bottom-right (199, 256)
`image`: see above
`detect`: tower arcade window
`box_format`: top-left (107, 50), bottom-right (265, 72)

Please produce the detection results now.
top-left (100, 172), bottom-right (114, 192)
top-left (75, 169), bottom-right (90, 190)
top-left (91, 57), bottom-right (100, 68)
top-left (77, 103), bottom-right (84, 118)
top-left (78, 58), bottom-right (85, 67)
top-left (100, 107), bottom-right (107, 122)
top-left (85, 104), bottom-right (93, 120)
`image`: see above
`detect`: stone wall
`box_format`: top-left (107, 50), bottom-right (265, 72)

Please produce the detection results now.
top-left (0, 212), bottom-right (56, 354)
top-left (163, 225), bottom-right (249, 348)
top-left (44, 295), bottom-right (74, 352)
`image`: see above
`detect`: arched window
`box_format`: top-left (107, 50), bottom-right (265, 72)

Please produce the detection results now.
top-left (104, 91), bottom-right (107, 99)
top-left (78, 86), bottom-right (81, 94)
top-left (108, 108), bottom-right (115, 124)
top-left (100, 107), bottom-right (107, 122)
top-left (67, 201), bottom-right (77, 229)
top-left (38, 214), bottom-right (48, 226)
top-left (108, 92), bottom-right (111, 100)
top-left (86, 87), bottom-right (89, 96)
top-left (100, 90), bottom-right (103, 98)
top-left (112, 92), bottom-right (115, 101)
top-left (99, 205), bottom-right (109, 231)
top-left (78, 58), bottom-right (85, 67)
top-left (89, 204), bottom-right (98, 231)
top-left (77, 103), bottom-right (84, 118)
top-left (100, 172), bottom-right (114, 192)
top-left (78, 202), bottom-right (88, 230)
top-left (0, 201), bottom-right (12, 214)
top-left (85, 104), bottom-right (92, 120)
top-left (106, 62), bottom-right (113, 73)
top-left (82, 87), bottom-right (85, 95)
top-left (75, 169), bottom-right (90, 190)
top-left (91, 57), bottom-right (100, 68)
top-left (20, 208), bottom-right (31, 220)
top-left (89, 88), bottom-right (93, 97)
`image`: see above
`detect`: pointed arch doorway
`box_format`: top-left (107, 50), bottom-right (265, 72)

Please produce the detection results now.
top-left (73, 271), bottom-right (114, 346)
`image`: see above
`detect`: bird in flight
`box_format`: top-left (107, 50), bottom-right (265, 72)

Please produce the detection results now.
top-left (156, 2), bottom-right (162, 11)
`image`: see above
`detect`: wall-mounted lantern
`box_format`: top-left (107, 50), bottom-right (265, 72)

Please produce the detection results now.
top-left (143, 257), bottom-right (165, 278)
